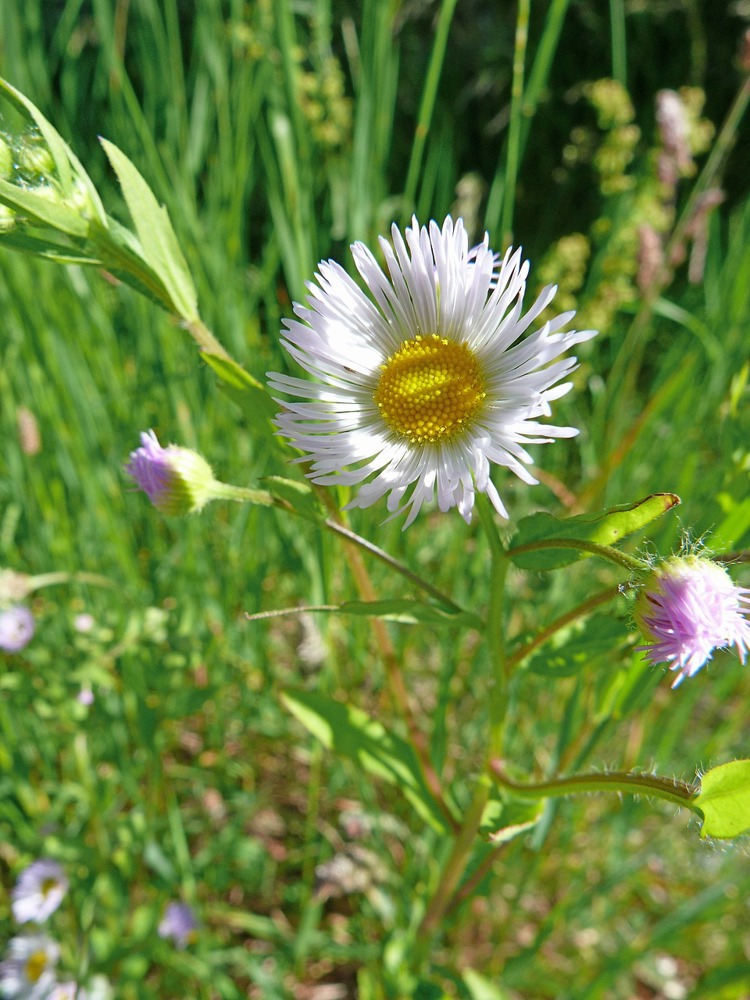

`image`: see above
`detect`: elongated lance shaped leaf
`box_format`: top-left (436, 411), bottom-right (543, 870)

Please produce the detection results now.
top-left (100, 138), bottom-right (199, 321)
top-left (0, 230), bottom-right (103, 266)
top-left (508, 493), bottom-right (680, 570)
top-left (695, 760), bottom-right (750, 839)
top-left (282, 689), bottom-right (454, 832)
top-left (250, 599), bottom-right (481, 628)
top-left (0, 179), bottom-right (90, 237)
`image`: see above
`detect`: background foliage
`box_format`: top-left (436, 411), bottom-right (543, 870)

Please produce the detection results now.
top-left (2, 1), bottom-right (750, 997)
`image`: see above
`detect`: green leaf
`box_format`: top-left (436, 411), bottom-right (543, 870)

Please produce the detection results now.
top-left (254, 598), bottom-right (481, 628)
top-left (282, 689), bottom-right (452, 832)
top-left (142, 840), bottom-right (177, 882)
top-left (0, 229), bottom-right (101, 265)
top-left (508, 493), bottom-right (680, 570)
top-left (695, 760), bottom-right (750, 839)
top-left (462, 969), bottom-right (514, 1000)
top-left (200, 352), bottom-right (278, 421)
top-left (522, 614), bottom-right (631, 678)
top-left (100, 138), bottom-right (198, 320)
top-left (480, 796), bottom-right (544, 841)
top-left (0, 178), bottom-right (89, 237)
top-left (338, 598), bottom-right (482, 630)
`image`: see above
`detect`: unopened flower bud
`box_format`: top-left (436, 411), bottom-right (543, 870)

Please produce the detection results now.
top-left (0, 604), bottom-right (35, 652)
top-left (15, 139), bottom-right (55, 178)
top-left (635, 556), bottom-right (750, 687)
top-left (125, 430), bottom-right (219, 516)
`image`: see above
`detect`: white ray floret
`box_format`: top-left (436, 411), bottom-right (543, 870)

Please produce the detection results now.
top-left (268, 216), bottom-right (596, 528)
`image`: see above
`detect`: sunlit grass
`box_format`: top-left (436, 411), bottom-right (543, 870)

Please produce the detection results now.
top-left (2, 1), bottom-right (750, 997)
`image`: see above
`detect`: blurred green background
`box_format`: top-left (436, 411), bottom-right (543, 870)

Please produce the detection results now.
top-left (2, 1), bottom-right (750, 997)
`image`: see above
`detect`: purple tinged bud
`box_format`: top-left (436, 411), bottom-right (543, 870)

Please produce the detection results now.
top-left (0, 605), bottom-right (35, 653)
top-left (635, 556), bottom-right (750, 687)
top-left (125, 430), bottom-right (217, 516)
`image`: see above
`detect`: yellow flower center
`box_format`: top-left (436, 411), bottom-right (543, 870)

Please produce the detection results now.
top-left (374, 334), bottom-right (486, 444)
top-left (41, 877), bottom-right (57, 897)
top-left (25, 950), bottom-right (48, 984)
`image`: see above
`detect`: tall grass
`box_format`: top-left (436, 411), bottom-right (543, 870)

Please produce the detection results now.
top-left (2, 1), bottom-right (750, 997)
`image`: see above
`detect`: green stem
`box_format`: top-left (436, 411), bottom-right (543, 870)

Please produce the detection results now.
top-left (183, 317), bottom-right (233, 361)
top-left (507, 583), bottom-right (626, 669)
top-left (90, 224), bottom-right (234, 362)
top-left (401, 0), bottom-right (459, 219)
top-left (506, 536), bottom-right (647, 573)
top-left (415, 774), bottom-right (492, 956)
top-left (475, 495), bottom-right (510, 756)
top-left (411, 497), bottom-right (510, 968)
top-left (490, 762), bottom-right (701, 814)
top-left (327, 508), bottom-right (460, 833)
top-left (320, 518), bottom-right (467, 615)
top-left (215, 481), bottom-right (467, 613)
top-left (17, 571), bottom-right (114, 593)
top-left (484, 0), bottom-right (546, 245)
top-left (714, 549), bottom-right (750, 565)
top-left (500, 0), bottom-right (530, 246)
top-left (609, 0), bottom-right (627, 86)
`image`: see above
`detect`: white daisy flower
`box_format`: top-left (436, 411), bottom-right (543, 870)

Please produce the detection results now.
top-left (12, 859), bottom-right (68, 924)
top-left (0, 934), bottom-right (59, 1000)
top-left (268, 216), bottom-right (596, 527)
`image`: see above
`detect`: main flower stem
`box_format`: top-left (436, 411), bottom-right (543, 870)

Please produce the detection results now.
top-left (212, 481), bottom-right (469, 613)
top-left (414, 775), bottom-right (492, 957)
top-left (477, 497), bottom-right (511, 758)
top-left (413, 497), bottom-right (511, 966)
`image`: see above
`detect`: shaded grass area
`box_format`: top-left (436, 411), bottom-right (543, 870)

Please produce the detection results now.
top-left (2, 1), bottom-right (750, 997)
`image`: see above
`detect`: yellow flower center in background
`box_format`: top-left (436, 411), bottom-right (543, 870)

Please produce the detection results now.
top-left (25, 950), bottom-right (48, 984)
top-left (374, 334), bottom-right (486, 444)
top-left (41, 877), bottom-right (57, 897)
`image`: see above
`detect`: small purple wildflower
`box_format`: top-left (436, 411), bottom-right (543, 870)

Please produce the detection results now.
top-left (158, 902), bottom-right (198, 949)
top-left (635, 556), bottom-right (750, 687)
top-left (125, 430), bottom-right (216, 516)
top-left (12, 859), bottom-right (69, 923)
top-left (0, 605), bottom-right (35, 653)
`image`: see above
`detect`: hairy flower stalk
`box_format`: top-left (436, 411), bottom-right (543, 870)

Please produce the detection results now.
top-left (268, 216), bottom-right (596, 527)
top-left (635, 556), bottom-right (750, 686)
